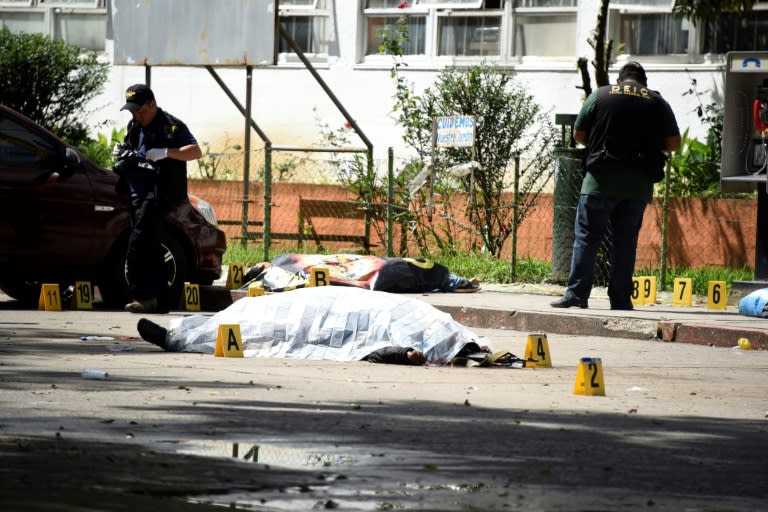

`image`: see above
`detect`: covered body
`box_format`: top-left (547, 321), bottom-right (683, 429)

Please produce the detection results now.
top-left (167, 286), bottom-right (483, 365)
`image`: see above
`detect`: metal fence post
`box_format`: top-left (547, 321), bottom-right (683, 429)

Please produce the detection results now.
top-left (387, 147), bottom-right (394, 256)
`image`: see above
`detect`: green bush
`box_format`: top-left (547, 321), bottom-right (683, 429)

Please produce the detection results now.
top-left (77, 128), bottom-right (125, 169)
top-left (0, 27), bottom-right (109, 146)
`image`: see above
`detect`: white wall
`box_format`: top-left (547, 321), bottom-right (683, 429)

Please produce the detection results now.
top-left (88, 5), bottom-right (724, 177)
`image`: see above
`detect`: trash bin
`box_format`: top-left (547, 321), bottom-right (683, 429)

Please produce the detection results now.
top-left (551, 114), bottom-right (582, 283)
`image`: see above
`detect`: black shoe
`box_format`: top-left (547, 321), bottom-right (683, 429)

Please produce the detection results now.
top-left (610, 303), bottom-right (634, 311)
top-left (137, 318), bottom-right (169, 350)
top-left (125, 297), bottom-right (158, 314)
top-left (550, 296), bottom-right (588, 309)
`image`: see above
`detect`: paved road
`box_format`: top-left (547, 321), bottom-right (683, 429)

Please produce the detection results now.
top-left (0, 291), bottom-right (766, 511)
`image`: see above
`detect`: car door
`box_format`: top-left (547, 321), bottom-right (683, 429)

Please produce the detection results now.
top-left (0, 109), bottom-right (96, 277)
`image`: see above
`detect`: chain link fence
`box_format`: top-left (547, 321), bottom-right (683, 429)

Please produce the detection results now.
top-left (189, 147), bottom-right (757, 283)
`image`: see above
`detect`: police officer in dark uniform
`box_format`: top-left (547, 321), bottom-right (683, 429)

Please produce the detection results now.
top-left (551, 61), bottom-right (681, 311)
top-left (115, 84), bottom-right (202, 313)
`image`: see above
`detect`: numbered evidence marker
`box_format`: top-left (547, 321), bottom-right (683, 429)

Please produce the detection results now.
top-left (309, 266), bottom-right (331, 287)
top-left (247, 283), bottom-right (264, 297)
top-left (214, 324), bottom-right (244, 358)
top-left (73, 281), bottom-right (93, 310)
top-left (631, 276), bottom-right (657, 306)
top-left (226, 263), bottom-right (245, 289)
top-left (573, 357), bottom-right (606, 396)
top-left (707, 280), bottom-right (728, 310)
top-left (672, 277), bottom-right (693, 306)
top-left (183, 282), bottom-right (201, 312)
top-left (524, 333), bottom-right (552, 368)
top-left (38, 283), bottom-right (62, 311)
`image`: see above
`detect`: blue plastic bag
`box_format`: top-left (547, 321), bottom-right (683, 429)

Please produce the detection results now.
top-left (738, 288), bottom-right (768, 318)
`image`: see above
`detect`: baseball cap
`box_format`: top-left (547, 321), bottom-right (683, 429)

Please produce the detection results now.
top-left (617, 61), bottom-right (647, 86)
top-left (121, 84), bottom-right (155, 112)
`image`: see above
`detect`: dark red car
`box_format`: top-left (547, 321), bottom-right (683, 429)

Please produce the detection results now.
top-left (0, 104), bottom-right (226, 308)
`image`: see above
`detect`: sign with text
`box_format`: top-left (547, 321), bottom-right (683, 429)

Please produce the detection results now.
top-left (434, 115), bottom-right (476, 148)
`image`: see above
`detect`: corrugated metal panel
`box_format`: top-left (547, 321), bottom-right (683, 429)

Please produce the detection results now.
top-left (111, 0), bottom-right (277, 66)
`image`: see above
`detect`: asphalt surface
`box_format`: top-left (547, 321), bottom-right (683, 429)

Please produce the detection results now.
top-left (0, 283), bottom-right (766, 511)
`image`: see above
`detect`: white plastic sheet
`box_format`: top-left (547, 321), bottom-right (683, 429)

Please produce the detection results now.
top-left (167, 287), bottom-right (483, 365)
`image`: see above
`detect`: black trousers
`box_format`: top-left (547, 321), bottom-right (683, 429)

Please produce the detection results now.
top-left (126, 192), bottom-right (167, 308)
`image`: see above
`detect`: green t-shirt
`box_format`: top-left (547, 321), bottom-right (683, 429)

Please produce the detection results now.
top-left (575, 82), bottom-right (679, 203)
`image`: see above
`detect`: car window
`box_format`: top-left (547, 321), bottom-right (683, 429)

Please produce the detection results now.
top-left (0, 111), bottom-right (60, 167)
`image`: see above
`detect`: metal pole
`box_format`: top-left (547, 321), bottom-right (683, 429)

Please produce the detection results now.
top-left (387, 147), bottom-right (394, 256)
top-left (511, 153), bottom-right (520, 281)
top-left (660, 159), bottom-right (670, 291)
top-left (263, 145), bottom-right (272, 262)
top-left (241, 66), bottom-right (253, 247)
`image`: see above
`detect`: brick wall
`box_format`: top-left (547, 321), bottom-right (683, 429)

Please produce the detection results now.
top-left (189, 179), bottom-right (758, 269)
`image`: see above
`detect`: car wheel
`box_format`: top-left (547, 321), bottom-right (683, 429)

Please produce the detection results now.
top-left (98, 233), bottom-right (189, 310)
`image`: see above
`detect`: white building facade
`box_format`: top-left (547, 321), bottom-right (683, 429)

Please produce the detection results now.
top-left (2, 0), bottom-right (767, 172)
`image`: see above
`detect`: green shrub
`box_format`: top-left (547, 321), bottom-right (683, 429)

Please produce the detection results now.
top-left (0, 27), bottom-right (109, 146)
top-left (77, 128), bottom-right (125, 169)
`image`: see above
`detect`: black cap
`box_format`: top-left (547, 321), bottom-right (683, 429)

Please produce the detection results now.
top-left (121, 84), bottom-right (155, 112)
top-left (617, 61), bottom-right (647, 86)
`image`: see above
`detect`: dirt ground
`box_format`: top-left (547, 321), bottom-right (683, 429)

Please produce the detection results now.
top-left (1, 306), bottom-right (767, 511)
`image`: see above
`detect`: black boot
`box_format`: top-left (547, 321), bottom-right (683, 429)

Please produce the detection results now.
top-left (137, 318), bottom-right (169, 350)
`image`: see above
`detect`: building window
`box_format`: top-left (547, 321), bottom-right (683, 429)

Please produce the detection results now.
top-left (609, 0), bottom-right (688, 57)
top-left (366, 14), bottom-right (427, 55)
top-left (278, 0), bottom-right (331, 56)
top-left (0, 0), bottom-right (105, 51)
top-left (511, 0), bottom-right (577, 58)
top-left (702, 10), bottom-right (768, 54)
top-left (364, 0), bottom-right (515, 59)
top-left (438, 14), bottom-right (502, 56)
top-left (364, 0), bottom-right (428, 56)
top-left (619, 13), bottom-right (688, 55)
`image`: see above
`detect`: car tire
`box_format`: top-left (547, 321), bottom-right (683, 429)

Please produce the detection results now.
top-left (98, 232), bottom-right (189, 310)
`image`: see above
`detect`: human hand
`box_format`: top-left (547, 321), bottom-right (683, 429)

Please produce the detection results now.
top-left (146, 148), bottom-right (168, 161)
top-left (113, 142), bottom-right (137, 161)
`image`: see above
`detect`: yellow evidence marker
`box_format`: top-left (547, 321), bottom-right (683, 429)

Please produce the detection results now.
top-left (183, 282), bottom-right (201, 312)
top-left (38, 283), bottom-right (62, 311)
top-left (73, 281), bottom-right (93, 310)
top-left (226, 263), bottom-right (245, 289)
top-left (706, 280), bottom-right (728, 310)
top-left (631, 276), bottom-right (656, 306)
top-left (672, 277), bottom-right (693, 306)
top-left (631, 276), bottom-right (647, 306)
top-left (214, 324), bottom-right (244, 358)
top-left (247, 283), bottom-right (265, 296)
top-left (309, 266), bottom-right (331, 287)
top-left (524, 333), bottom-right (552, 368)
top-left (573, 357), bottom-right (606, 396)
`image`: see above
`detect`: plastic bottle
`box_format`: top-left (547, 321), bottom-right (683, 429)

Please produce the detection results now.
top-left (80, 336), bottom-right (115, 341)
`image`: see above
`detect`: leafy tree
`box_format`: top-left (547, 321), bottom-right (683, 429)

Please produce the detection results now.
top-left (0, 27), bottom-right (109, 145)
top-left (673, 0), bottom-right (755, 24)
top-left (393, 65), bottom-right (556, 257)
top-left (376, 16), bottom-right (556, 258)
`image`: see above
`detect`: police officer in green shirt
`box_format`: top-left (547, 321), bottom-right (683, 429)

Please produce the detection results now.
top-left (551, 61), bottom-right (681, 310)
